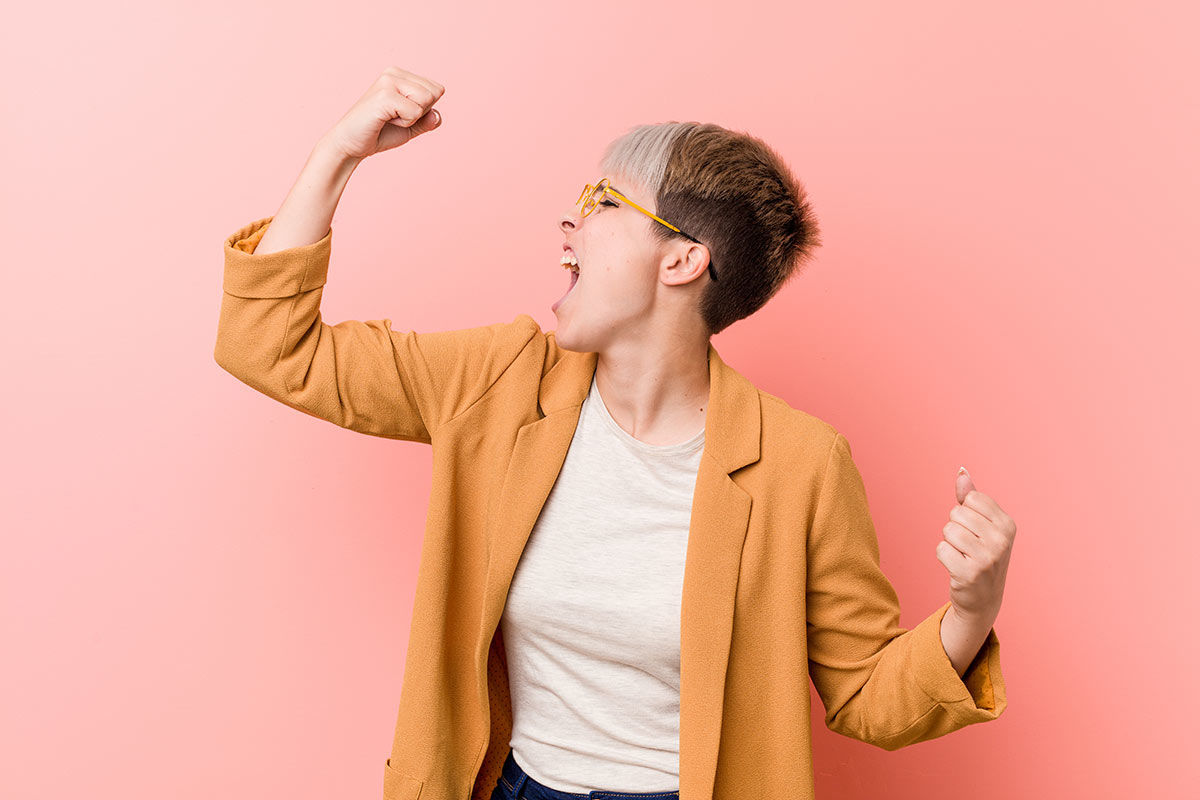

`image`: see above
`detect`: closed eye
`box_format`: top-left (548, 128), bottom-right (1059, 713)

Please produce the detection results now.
top-left (600, 199), bottom-right (618, 208)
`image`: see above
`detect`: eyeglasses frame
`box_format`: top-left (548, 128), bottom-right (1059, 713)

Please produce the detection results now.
top-left (576, 178), bottom-right (718, 282)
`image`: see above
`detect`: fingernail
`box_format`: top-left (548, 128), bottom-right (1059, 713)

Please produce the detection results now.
top-left (958, 466), bottom-right (968, 476)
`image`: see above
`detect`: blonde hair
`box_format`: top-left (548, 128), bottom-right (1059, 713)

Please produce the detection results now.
top-left (600, 122), bottom-right (822, 336)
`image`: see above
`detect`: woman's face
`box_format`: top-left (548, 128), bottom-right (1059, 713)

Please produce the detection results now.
top-left (553, 175), bottom-right (667, 353)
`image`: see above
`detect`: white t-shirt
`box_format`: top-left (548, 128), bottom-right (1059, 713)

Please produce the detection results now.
top-left (499, 373), bottom-right (705, 793)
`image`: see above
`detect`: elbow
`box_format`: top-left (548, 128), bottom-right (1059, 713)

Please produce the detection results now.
top-left (824, 705), bottom-right (927, 752)
top-left (826, 719), bottom-right (909, 752)
top-left (213, 332), bottom-right (270, 392)
top-left (213, 333), bottom-right (243, 379)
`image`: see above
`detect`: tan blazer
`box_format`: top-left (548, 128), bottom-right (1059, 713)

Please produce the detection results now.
top-left (215, 217), bottom-right (1007, 800)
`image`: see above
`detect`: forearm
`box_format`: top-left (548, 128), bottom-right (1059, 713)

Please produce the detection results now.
top-left (255, 135), bottom-right (363, 255)
top-left (939, 605), bottom-right (995, 678)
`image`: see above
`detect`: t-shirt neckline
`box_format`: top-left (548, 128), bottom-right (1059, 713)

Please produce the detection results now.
top-left (589, 375), bottom-right (706, 455)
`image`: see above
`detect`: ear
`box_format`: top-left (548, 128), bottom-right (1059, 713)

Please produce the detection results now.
top-left (686, 241), bottom-right (712, 281)
top-left (660, 243), bottom-right (707, 286)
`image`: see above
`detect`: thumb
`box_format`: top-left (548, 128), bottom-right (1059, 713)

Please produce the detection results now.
top-left (955, 465), bottom-right (975, 505)
top-left (411, 108), bottom-right (441, 135)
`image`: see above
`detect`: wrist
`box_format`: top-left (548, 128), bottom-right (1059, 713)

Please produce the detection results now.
top-left (294, 137), bottom-right (362, 209)
top-left (940, 605), bottom-right (992, 678)
top-left (313, 134), bottom-right (364, 173)
top-left (946, 602), bottom-right (997, 633)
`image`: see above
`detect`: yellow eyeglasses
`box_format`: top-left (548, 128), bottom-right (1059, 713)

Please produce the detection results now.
top-left (576, 178), bottom-right (719, 281)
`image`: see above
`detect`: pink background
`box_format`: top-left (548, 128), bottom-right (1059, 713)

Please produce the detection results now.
top-left (3, 1), bottom-right (1195, 797)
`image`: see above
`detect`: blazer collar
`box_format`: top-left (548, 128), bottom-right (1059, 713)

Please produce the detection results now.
top-left (477, 337), bottom-right (761, 800)
top-left (535, 337), bottom-right (761, 473)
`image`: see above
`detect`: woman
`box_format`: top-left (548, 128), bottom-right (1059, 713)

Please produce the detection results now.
top-left (215, 67), bottom-right (1012, 800)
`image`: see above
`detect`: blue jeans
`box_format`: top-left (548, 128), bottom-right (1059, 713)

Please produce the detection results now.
top-left (490, 748), bottom-right (680, 800)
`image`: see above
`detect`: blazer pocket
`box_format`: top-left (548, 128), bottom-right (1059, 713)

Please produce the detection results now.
top-left (383, 757), bottom-right (424, 800)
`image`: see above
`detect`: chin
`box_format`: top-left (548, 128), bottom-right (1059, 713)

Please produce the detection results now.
top-left (550, 325), bottom-right (583, 353)
top-left (550, 316), bottom-right (596, 354)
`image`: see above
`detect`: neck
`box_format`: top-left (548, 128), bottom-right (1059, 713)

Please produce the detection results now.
top-left (593, 337), bottom-right (710, 446)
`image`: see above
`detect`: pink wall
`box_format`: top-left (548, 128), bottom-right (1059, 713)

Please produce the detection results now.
top-left (3, 1), bottom-right (1194, 798)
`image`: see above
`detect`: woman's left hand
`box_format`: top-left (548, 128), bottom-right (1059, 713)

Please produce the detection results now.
top-left (936, 467), bottom-right (1016, 625)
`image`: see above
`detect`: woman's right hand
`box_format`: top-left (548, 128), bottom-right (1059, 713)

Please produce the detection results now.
top-left (324, 67), bottom-right (446, 161)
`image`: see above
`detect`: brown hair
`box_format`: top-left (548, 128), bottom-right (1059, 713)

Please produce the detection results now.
top-left (600, 122), bottom-right (822, 336)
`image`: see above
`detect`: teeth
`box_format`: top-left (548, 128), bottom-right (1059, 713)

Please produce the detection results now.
top-left (560, 252), bottom-right (579, 270)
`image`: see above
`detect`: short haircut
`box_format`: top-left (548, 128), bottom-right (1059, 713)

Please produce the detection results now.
top-left (600, 122), bottom-right (822, 336)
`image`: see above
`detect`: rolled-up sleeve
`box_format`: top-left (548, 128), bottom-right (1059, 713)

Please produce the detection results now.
top-left (805, 431), bottom-right (1007, 750)
top-left (214, 215), bottom-right (537, 444)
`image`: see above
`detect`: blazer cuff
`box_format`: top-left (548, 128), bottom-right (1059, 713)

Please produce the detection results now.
top-left (911, 600), bottom-right (1005, 716)
top-left (222, 215), bottom-right (332, 298)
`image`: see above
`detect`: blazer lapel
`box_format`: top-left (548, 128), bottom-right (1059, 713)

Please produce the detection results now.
top-left (678, 343), bottom-right (760, 800)
top-left (476, 338), bottom-right (762, 800)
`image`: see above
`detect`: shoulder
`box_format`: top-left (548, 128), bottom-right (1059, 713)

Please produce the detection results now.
top-left (757, 386), bottom-right (840, 447)
top-left (483, 312), bottom-right (546, 369)
top-left (506, 313), bottom-right (586, 375)
top-left (752, 386), bottom-right (861, 488)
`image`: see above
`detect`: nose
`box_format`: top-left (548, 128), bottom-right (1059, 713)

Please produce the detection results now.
top-left (559, 207), bottom-right (580, 233)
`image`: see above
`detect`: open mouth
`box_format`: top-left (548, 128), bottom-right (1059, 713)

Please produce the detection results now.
top-left (553, 254), bottom-right (580, 311)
